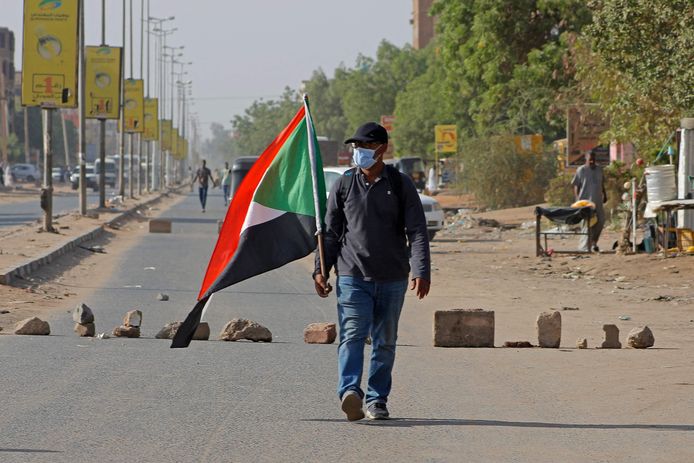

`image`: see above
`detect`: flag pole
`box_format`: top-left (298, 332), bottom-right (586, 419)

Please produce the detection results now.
top-left (303, 94), bottom-right (327, 278)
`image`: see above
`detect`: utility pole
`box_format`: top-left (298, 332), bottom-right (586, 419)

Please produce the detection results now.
top-left (145, 0), bottom-right (150, 192)
top-left (98, 0), bottom-right (107, 209)
top-left (60, 111), bottom-right (70, 168)
top-left (138, 0), bottom-right (144, 195)
top-left (78, 0), bottom-right (87, 216)
top-left (42, 109), bottom-right (54, 231)
top-left (24, 108), bottom-right (30, 163)
top-left (129, 0), bottom-right (134, 199)
top-left (118, 0), bottom-right (126, 197)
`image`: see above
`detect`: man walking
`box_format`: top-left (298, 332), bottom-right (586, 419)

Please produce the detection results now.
top-left (194, 159), bottom-right (213, 212)
top-left (221, 161), bottom-right (232, 206)
top-left (572, 149), bottom-right (607, 252)
top-left (314, 122), bottom-right (431, 421)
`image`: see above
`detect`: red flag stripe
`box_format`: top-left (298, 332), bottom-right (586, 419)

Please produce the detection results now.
top-left (197, 106), bottom-right (307, 300)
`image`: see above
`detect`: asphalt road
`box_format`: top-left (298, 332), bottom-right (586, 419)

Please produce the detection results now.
top-left (0, 187), bottom-right (117, 228)
top-left (1, 190), bottom-right (692, 462)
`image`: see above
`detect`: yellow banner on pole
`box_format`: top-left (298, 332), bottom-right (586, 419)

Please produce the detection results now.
top-left (143, 98), bottom-right (159, 141)
top-left (123, 78), bottom-right (144, 132)
top-left (21, 0), bottom-right (80, 108)
top-left (85, 46), bottom-right (122, 119)
top-left (172, 127), bottom-right (181, 159)
top-left (161, 119), bottom-right (172, 150)
top-left (434, 125), bottom-right (457, 153)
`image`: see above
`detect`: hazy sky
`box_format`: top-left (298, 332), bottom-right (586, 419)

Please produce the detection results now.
top-left (4, 0), bottom-right (413, 137)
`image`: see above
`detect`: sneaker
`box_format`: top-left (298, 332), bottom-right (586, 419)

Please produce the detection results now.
top-left (341, 391), bottom-right (364, 421)
top-left (592, 245), bottom-right (600, 252)
top-left (365, 402), bottom-right (389, 420)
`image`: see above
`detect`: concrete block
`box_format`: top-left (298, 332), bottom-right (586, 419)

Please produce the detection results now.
top-left (537, 311), bottom-right (561, 348)
top-left (149, 219), bottom-right (172, 233)
top-left (434, 309), bottom-right (495, 347)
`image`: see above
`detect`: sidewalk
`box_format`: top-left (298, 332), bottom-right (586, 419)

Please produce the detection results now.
top-left (0, 188), bottom-right (181, 286)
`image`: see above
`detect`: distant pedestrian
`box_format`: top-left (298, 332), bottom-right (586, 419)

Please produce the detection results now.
top-left (314, 122), bottom-right (431, 422)
top-left (572, 149), bottom-right (607, 252)
top-left (221, 161), bottom-right (232, 206)
top-left (194, 160), bottom-right (213, 212)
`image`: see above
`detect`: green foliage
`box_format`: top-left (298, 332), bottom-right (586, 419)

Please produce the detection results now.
top-left (392, 49), bottom-right (456, 158)
top-left (333, 41), bottom-right (428, 136)
top-left (545, 172), bottom-right (575, 206)
top-left (302, 69), bottom-right (348, 143)
top-left (459, 134), bottom-right (557, 209)
top-left (431, 0), bottom-right (592, 139)
top-left (230, 87), bottom-right (301, 156)
top-left (571, 0), bottom-right (694, 154)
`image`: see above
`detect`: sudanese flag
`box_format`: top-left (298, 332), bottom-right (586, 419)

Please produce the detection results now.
top-left (172, 98), bottom-right (326, 348)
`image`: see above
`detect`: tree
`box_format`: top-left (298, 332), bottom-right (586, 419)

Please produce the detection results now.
top-left (392, 51), bottom-right (455, 157)
top-left (302, 69), bottom-right (348, 143)
top-left (431, 0), bottom-right (592, 138)
top-left (571, 0), bottom-right (694, 154)
top-left (230, 87), bottom-right (301, 156)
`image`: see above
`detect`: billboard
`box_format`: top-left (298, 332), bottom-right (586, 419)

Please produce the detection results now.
top-left (123, 78), bottom-right (144, 132)
top-left (514, 134), bottom-right (543, 155)
top-left (85, 46), bottom-right (122, 119)
top-left (435, 124), bottom-right (457, 153)
top-left (21, 0), bottom-right (80, 108)
top-left (567, 105), bottom-right (610, 166)
top-left (161, 119), bottom-right (172, 151)
top-left (143, 98), bottom-right (159, 141)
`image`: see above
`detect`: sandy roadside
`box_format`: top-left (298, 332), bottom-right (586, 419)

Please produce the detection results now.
top-left (0, 191), bottom-right (188, 332)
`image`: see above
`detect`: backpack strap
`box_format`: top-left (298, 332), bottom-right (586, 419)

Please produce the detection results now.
top-left (338, 165), bottom-right (406, 231)
top-left (384, 165), bottom-right (406, 231)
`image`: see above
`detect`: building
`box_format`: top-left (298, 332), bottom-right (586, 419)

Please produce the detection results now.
top-left (412, 0), bottom-right (436, 50)
top-left (0, 27), bottom-right (16, 161)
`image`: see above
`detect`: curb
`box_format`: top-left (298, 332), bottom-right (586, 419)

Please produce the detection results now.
top-left (0, 189), bottom-right (180, 286)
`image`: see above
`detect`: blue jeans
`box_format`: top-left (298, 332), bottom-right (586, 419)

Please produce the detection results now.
top-left (223, 184), bottom-right (231, 205)
top-left (336, 275), bottom-right (408, 404)
top-left (198, 186), bottom-right (208, 209)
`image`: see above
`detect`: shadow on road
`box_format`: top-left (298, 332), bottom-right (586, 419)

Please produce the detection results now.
top-left (303, 418), bottom-right (694, 431)
top-left (0, 449), bottom-right (62, 454)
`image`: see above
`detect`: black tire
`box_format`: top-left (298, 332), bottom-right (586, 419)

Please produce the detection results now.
top-left (71, 183), bottom-right (78, 190)
top-left (427, 230), bottom-right (437, 241)
top-left (26, 176), bottom-right (35, 183)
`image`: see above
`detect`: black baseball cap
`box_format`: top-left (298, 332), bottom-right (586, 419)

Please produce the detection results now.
top-left (344, 122), bottom-right (388, 144)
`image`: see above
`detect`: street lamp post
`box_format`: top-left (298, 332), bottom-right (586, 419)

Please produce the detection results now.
top-left (151, 25), bottom-right (175, 190)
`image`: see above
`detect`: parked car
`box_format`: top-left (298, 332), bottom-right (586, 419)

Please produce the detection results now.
top-left (94, 158), bottom-right (117, 188)
top-left (323, 166), bottom-right (444, 241)
top-left (70, 164), bottom-right (99, 191)
top-left (231, 156), bottom-right (259, 197)
top-left (386, 157), bottom-right (426, 191)
top-left (11, 163), bottom-right (40, 183)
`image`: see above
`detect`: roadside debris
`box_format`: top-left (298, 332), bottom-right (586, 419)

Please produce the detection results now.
top-left (536, 311), bottom-right (561, 348)
top-left (304, 322), bottom-right (337, 344)
top-left (576, 338), bottom-right (588, 349)
top-left (157, 293), bottom-right (169, 301)
top-left (627, 326), bottom-right (655, 348)
top-left (601, 324), bottom-right (621, 349)
top-left (73, 303), bottom-right (96, 337)
top-left (112, 309), bottom-right (142, 338)
top-left (219, 319), bottom-right (272, 342)
top-left (14, 317), bottom-right (50, 335)
top-left (503, 341), bottom-right (533, 348)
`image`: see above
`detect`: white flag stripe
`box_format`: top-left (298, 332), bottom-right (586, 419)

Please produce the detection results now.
top-left (240, 201), bottom-right (286, 234)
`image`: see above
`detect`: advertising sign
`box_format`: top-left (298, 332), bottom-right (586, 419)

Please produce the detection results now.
top-left (143, 98), bottom-right (159, 141)
top-left (85, 45), bottom-right (122, 119)
top-left (21, 0), bottom-right (80, 108)
top-left (513, 134), bottom-right (543, 155)
top-left (435, 124), bottom-right (457, 153)
top-left (161, 119), bottom-right (172, 151)
top-left (567, 105), bottom-right (610, 166)
top-left (123, 79), bottom-right (144, 133)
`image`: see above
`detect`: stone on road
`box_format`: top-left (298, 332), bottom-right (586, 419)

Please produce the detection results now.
top-left (219, 318), bottom-right (272, 342)
top-left (14, 316), bottom-right (50, 335)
